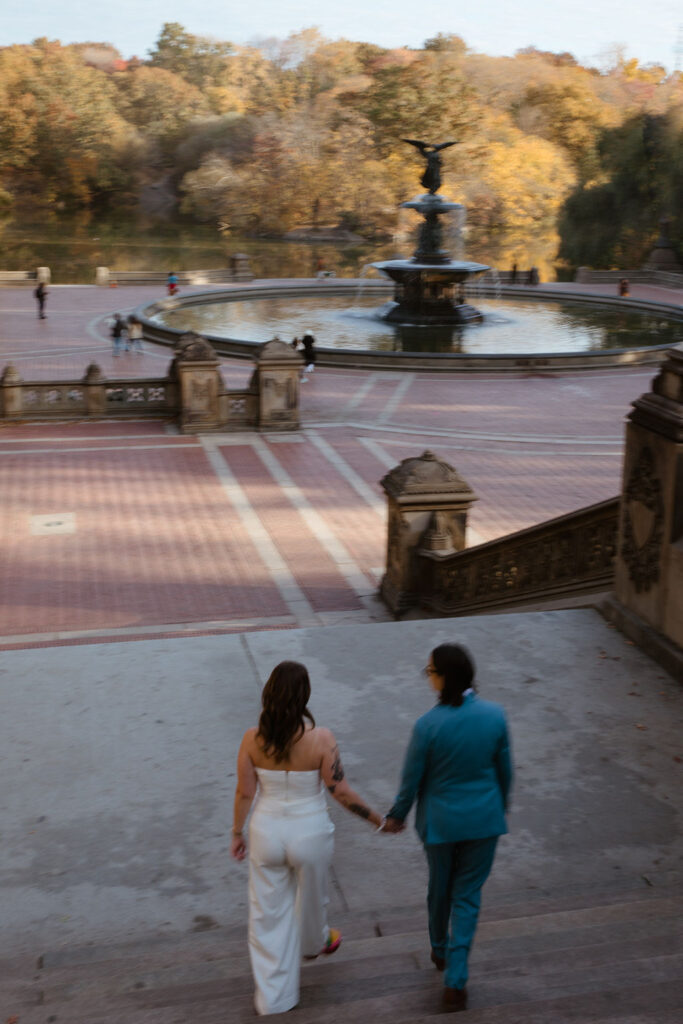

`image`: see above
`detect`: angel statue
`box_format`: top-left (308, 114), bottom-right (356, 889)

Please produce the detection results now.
top-left (402, 139), bottom-right (457, 194)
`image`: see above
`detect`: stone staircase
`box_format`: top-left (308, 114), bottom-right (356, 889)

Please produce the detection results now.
top-left (6, 883), bottom-right (682, 1024)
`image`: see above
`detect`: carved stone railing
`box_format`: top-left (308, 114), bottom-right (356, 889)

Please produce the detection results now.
top-left (1, 333), bottom-right (299, 433)
top-left (417, 497), bottom-right (619, 615)
top-left (575, 268), bottom-right (683, 289)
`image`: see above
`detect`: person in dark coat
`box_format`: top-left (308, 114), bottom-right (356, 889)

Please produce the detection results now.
top-left (301, 331), bottom-right (316, 373)
top-left (110, 313), bottom-right (127, 355)
top-left (34, 281), bottom-right (48, 319)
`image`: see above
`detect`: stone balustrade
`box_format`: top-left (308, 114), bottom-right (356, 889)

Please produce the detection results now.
top-left (379, 348), bottom-right (683, 678)
top-left (1, 333), bottom-right (301, 434)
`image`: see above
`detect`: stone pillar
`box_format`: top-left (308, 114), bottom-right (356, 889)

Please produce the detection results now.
top-left (0, 365), bottom-right (23, 419)
top-left (231, 253), bottom-right (253, 281)
top-left (380, 450), bottom-right (477, 615)
top-left (613, 348), bottom-right (683, 654)
top-left (254, 338), bottom-right (302, 431)
top-left (170, 332), bottom-right (224, 434)
top-left (36, 267), bottom-right (51, 284)
top-left (82, 363), bottom-right (106, 417)
top-left (95, 267), bottom-right (110, 287)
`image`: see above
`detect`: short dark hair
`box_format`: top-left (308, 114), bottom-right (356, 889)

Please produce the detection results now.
top-left (432, 643), bottom-right (475, 707)
top-left (256, 661), bottom-right (315, 762)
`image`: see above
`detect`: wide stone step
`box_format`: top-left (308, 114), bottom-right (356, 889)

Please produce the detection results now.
top-left (8, 890), bottom-right (682, 1024)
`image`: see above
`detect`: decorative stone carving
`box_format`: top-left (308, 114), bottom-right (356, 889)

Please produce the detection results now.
top-left (380, 450), bottom-right (477, 615)
top-left (614, 348), bottom-right (683, 651)
top-left (620, 446), bottom-right (664, 593)
top-left (381, 450), bottom-right (474, 499)
top-left (82, 363), bottom-right (104, 384)
top-left (254, 336), bottom-right (302, 431)
top-left (0, 364), bottom-right (23, 418)
top-left (174, 332), bottom-right (218, 363)
top-left (421, 498), bottom-right (619, 615)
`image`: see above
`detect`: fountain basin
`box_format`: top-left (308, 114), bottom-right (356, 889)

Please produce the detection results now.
top-left (137, 280), bottom-right (683, 373)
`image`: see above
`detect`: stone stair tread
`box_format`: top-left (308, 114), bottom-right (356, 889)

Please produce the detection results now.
top-left (16, 935), bottom-right (683, 1022)
top-left (15, 973), bottom-right (683, 1024)
top-left (25, 909), bottom-right (682, 1011)
top-left (15, 893), bottom-right (683, 1016)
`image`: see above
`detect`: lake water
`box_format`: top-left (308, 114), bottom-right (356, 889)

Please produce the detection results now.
top-left (0, 214), bottom-right (564, 284)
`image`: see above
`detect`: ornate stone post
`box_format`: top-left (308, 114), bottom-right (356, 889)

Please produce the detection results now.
top-left (170, 333), bottom-right (224, 434)
top-left (380, 450), bottom-right (477, 615)
top-left (611, 348), bottom-right (683, 660)
top-left (0, 365), bottom-right (23, 419)
top-left (254, 338), bottom-right (302, 431)
top-left (82, 363), bottom-right (106, 417)
top-left (230, 253), bottom-right (254, 281)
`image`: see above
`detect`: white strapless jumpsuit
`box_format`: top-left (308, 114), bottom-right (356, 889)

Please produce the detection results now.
top-left (248, 768), bottom-right (335, 1015)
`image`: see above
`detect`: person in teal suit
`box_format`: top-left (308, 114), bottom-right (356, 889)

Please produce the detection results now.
top-left (386, 643), bottom-right (512, 1013)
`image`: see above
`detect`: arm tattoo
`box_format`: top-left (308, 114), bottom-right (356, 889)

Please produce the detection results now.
top-left (330, 747), bottom-right (345, 783)
top-left (348, 802), bottom-right (371, 820)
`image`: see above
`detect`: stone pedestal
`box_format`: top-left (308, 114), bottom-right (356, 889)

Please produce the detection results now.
top-left (95, 267), bottom-right (110, 287)
top-left (171, 333), bottom-right (223, 434)
top-left (0, 365), bottom-right (23, 419)
top-left (36, 267), bottom-right (51, 284)
top-left (230, 253), bottom-right (254, 281)
top-left (380, 450), bottom-right (477, 615)
top-left (614, 348), bottom-right (683, 650)
top-left (82, 363), bottom-right (106, 416)
top-left (254, 338), bottom-right (302, 431)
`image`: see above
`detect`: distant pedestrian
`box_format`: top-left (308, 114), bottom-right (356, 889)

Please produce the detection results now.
top-left (34, 281), bottom-right (48, 319)
top-left (110, 313), bottom-right (127, 355)
top-left (302, 331), bottom-right (316, 374)
top-left (291, 336), bottom-right (300, 350)
top-left (619, 278), bottom-right (630, 297)
top-left (510, 263), bottom-right (517, 285)
top-left (127, 315), bottom-right (144, 352)
top-left (167, 272), bottom-right (179, 296)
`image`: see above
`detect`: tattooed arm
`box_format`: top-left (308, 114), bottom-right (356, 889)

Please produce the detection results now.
top-left (319, 728), bottom-right (384, 828)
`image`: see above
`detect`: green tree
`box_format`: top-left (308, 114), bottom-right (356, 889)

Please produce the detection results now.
top-left (148, 22), bottom-right (233, 89)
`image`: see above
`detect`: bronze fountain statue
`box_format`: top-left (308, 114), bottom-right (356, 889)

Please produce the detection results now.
top-left (372, 139), bottom-right (489, 325)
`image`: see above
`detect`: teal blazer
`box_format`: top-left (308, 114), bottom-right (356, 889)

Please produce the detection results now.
top-left (388, 693), bottom-right (512, 844)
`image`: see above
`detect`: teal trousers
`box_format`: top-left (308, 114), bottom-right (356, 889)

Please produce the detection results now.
top-left (425, 836), bottom-right (499, 990)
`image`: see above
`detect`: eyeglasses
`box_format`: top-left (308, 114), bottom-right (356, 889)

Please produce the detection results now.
top-left (423, 665), bottom-right (437, 676)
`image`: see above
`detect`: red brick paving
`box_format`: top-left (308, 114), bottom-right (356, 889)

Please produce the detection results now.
top-left (219, 443), bottom-right (364, 613)
top-left (1, 279), bottom-right (681, 648)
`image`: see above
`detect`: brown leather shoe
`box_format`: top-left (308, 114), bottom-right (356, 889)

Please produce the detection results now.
top-left (442, 986), bottom-right (467, 1012)
top-left (430, 950), bottom-right (446, 971)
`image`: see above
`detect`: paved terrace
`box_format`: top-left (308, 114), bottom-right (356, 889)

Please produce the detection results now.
top-left (0, 279), bottom-right (681, 650)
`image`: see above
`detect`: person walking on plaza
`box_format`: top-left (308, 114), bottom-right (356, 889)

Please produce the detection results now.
top-left (167, 271), bottom-right (179, 296)
top-left (110, 313), bottom-right (127, 355)
top-left (384, 643), bottom-right (512, 1013)
top-left (127, 315), bottom-right (144, 353)
top-left (231, 660), bottom-right (388, 1015)
top-left (301, 330), bottom-right (316, 375)
top-left (34, 281), bottom-right (48, 319)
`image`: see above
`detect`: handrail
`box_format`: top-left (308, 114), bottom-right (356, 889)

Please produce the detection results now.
top-left (418, 496), bottom-right (619, 615)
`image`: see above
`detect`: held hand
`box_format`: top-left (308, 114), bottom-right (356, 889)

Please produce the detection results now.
top-left (230, 834), bottom-right (247, 860)
top-left (383, 816), bottom-right (405, 834)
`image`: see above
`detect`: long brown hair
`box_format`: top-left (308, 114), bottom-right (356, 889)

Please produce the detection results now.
top-left (256, 661), bottom-right (315, 762)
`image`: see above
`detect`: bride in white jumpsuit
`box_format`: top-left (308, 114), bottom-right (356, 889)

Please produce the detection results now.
top-left (230, 661), bottom-right (386, 1015)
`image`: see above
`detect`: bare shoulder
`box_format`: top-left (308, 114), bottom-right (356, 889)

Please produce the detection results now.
top-left (241, 726), bottom-right (259, 751)
top-left (313, 726), bottom-right (336, 749)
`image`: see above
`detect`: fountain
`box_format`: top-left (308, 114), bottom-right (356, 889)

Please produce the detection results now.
top-left (372, 139), bottom-right (490, 325)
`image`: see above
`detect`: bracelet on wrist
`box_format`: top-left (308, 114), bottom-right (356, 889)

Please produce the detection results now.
top-left (232, 829), bottom-right (243, 836)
